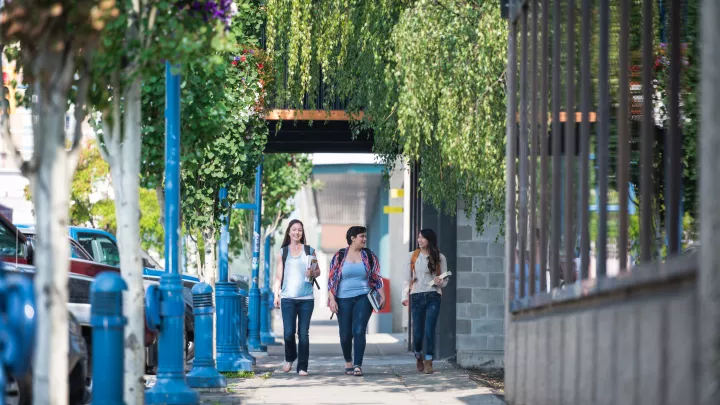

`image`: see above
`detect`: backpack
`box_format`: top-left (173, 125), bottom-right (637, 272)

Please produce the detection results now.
top-left (281, 244), bottom-right (320, 290)
top-left (409, 249), bottom-right (421, 292)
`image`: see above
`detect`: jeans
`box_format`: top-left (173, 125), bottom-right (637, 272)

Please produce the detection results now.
top-left (410, 291), bottom-right (442, 360)
top-left (281, 298), bottom-right (315, 372)
top-left (336, 294), bottom-right (373, 367)
top-left (514, 263), bottom-right (543, 299)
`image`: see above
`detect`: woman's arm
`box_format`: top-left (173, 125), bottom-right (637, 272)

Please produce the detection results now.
top-left (273, 251), bottom-right (284, 296)
top-left (401, 252), bottom-right (413, 304)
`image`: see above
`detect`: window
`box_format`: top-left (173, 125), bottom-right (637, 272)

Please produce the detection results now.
top-left (77, 232), bottom-right (120, 267)
top-left (0, 222), bottom-right (24, 258)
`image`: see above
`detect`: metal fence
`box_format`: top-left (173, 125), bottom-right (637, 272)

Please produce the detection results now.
top-left (505, 0), bottom-right (695, 309)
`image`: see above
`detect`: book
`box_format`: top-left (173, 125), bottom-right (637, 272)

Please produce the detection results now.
top-left (367, 289), bottom-right (383, 312)
top-left (427, 271), bottom-right (453, 287)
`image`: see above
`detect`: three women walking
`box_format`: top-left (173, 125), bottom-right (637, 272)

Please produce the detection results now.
top-left (274, 222), bottom-right (449, 377)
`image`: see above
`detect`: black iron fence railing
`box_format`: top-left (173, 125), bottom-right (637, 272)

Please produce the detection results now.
top-left (506, 0), bottom-right (693, 309)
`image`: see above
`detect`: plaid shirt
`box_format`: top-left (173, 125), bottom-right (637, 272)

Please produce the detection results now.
top-left (327, 247), bottom-right (383, 301)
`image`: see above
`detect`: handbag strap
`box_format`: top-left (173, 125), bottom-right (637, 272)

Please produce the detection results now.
top-left (409, 249), bottom-right (421, 293)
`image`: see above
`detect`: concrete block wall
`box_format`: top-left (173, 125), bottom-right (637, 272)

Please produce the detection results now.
top-left (456, 205), bottom-right (505, 369)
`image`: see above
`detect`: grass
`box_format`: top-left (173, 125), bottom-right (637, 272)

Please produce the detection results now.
top-left (221, 371), bottom-right (255, 378)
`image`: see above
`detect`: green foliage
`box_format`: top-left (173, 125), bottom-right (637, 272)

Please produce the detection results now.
top-left (228, 153), bottom-right (313, 257)
top-left (138, 2), bottom-right (269, 237)
top-left (266, 0), bottom-right (508, 232)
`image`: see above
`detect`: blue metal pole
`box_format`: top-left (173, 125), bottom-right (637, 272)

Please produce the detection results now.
top-left (216, 188), bottom-right (254, 371)
top-left (146, 62), bottom-right (199, 405)
top-left (260, 236), bottom-right (273, 345)
top-left (186, 283), bottom-right (226, 388)
top-left (91, 272), bottom-right (127, 405)
top-left (247, 161), bottom-right (266, 353)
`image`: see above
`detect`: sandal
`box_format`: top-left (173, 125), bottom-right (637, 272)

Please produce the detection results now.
top-left (353, 366), bottom-right (363, 377)
top-left (283, 362), bottom-right (293, 373)
top-left (344, 367), bottom-right (354, 375)
top-left (298, 370), bottom-right (309, 376)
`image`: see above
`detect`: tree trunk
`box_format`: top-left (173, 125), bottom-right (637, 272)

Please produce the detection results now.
top-left (105, 77), bottom-right (145, 405)
top-left (201, 226), bottom-right (218, 288)
top-left (31, 95), bottom-right (72, 405)
top-left (185, 234), bottom-right (200, 275)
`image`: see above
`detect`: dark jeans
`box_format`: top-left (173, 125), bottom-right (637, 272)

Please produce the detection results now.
top-left (281, 298), bottom-right (315, 372)
top-left (336, 294), bottom-right (373, 367)
top-left (411, 291), bottom-right (442, 360)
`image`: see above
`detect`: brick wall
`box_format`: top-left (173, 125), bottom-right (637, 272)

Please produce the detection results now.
top-left (455, 205), bottom-right (505, 369)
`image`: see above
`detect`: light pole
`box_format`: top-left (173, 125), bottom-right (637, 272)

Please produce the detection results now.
top-left (247, 160), bottom-right (266, 353)
top-left (260, 235), bottom-right (274, 345)
top-left (145, 62), bottom-right (199, 405)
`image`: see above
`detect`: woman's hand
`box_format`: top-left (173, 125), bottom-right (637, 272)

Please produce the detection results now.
top-left (305, 268), bottom-right (314, 277)
top-left (274, 294), bottom-right (281, 308)
top-left (328, 296), bottom-right (338, 313)
top-left (433, 276), bottom-right (443, 286)
top-left (401, 298), bottom-right (409, 307)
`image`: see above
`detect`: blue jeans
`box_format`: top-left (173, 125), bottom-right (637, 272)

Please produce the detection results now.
top-left (336, 294), bottom-right (373, 367)
top-left (281, 298), bottom-right (314, 372)
top-left (411, 291), bottom-right (442, 360)
top-left (514, 263), bottom-right (542, 299)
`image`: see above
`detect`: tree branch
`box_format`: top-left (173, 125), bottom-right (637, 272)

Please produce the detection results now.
top-left (67, 63), bottom-right (93, 177)
top-left (0, 43), bottom-right (34, 176)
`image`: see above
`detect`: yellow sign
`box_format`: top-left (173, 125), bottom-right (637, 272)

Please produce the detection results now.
top-left (383, 206), bottom-right (403, 214)
top-left (390, 188), bottom-right (404, 198)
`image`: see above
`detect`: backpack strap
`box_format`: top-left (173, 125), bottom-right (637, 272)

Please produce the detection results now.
top-left (409, 249), bottom-right (421, 293)
top-left (280, 246), bottom-right (289, 289)
top-left (362, 248), bottom-right (375, 270)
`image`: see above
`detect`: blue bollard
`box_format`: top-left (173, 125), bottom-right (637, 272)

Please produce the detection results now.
top-left (186, 283), bottom-right (226, 388)
top-left (90, 272), bottom-right (127, 405)
top-left (215, 187), bottom-right (254, 372)
top-left (247, 162), bottom-right (266, 353)
top-left (0, 266), bottom-right (36, 392)
top-left (145, 62), bottom-right (199, 405)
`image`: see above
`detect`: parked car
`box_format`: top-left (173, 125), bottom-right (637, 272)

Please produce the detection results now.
top-left (1, 261), bottom-right (90, 405)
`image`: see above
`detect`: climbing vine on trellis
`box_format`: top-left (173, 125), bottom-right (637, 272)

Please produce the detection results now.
top-left (266, 0), bottom-right (508, 232)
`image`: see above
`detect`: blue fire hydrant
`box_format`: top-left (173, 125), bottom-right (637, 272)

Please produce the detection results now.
top-left (186, 283), bottom-right (226, 388)
top-left (0, 267), bottom-right (36, 392)
top-left (90, 272), bottom-right (127, 405)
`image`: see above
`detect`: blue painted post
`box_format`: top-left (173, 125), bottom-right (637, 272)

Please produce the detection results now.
top-left (248, 161), bottom-right (266, 353)
top-left (91, 272), bottom-right (127, 405)
top-left (216, 188), bottom-right (254, 371)
top-left (260, 235), bottom-right (274, 345)
top-left (146, 62), bottom-right (199, 405)
top-left (187, 283), bottom-right (226, 388)
top-left (0, 269), bottom-right (36, 392)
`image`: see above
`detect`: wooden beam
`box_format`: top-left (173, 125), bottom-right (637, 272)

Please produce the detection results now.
top-left (515, 111), bottom-right (597, 123)
top-left (266, 109), bottom-right (364, 121)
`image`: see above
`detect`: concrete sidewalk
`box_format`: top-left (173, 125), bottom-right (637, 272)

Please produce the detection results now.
top-left (197, 309), bottom-right (504, 405)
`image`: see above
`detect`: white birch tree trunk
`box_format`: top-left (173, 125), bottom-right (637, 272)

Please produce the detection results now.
top-left (201, 226), bottom-right (218, 288)
top-left (102, 77), bottom-right (145, 405)
top-left (30, 103), bottom-right (71, 405)
top-left (185, 235), bottom-right (200, 275)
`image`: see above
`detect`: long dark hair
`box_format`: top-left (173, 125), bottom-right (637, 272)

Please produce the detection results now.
top-left (281, 219), bottom-right (306, 248)
top-left (420, 228), bottom-right (441, 275)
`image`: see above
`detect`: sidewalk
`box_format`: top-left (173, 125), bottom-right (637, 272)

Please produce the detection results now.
top-left (198, 307), bottom-right (504, 405)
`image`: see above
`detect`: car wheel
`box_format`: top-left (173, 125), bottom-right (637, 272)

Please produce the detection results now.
top-left (5, 374), bottom-right (31, 405)
top-left (69, 363), bottom-right (87, 405)
top-left (184, 306), bottom-right (195, 364)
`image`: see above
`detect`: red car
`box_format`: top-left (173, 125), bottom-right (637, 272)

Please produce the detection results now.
top-left (0, 213), bottom-right (157, 347)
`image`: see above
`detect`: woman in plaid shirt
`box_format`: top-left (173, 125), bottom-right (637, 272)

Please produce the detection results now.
top-left (327, 226), bottom-right (385, 377)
